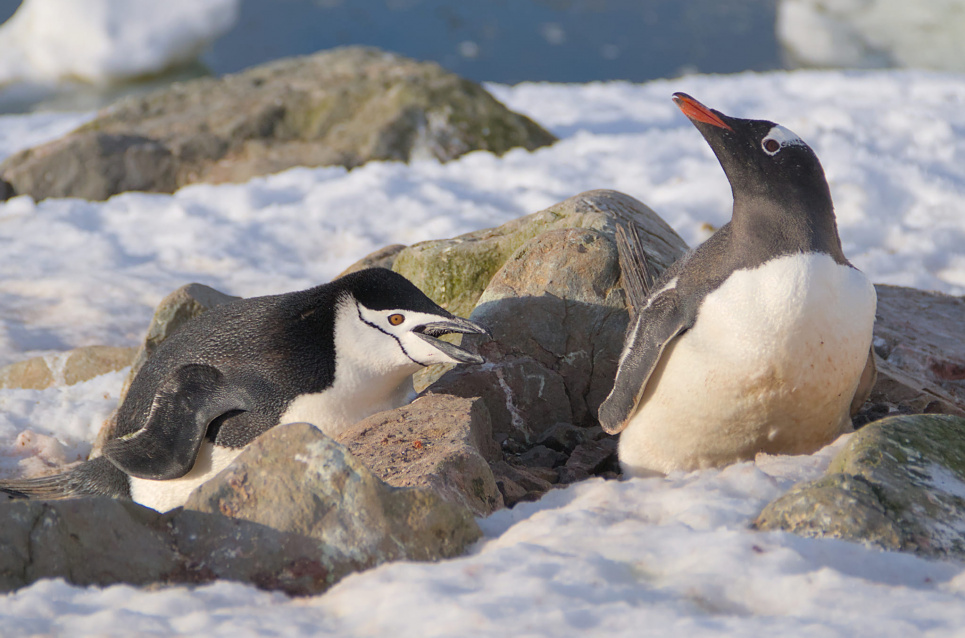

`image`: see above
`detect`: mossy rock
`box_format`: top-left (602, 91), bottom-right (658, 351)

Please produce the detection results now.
top-left (0, 47), bottom-right (557, 201)
top-left (392, 189), bottom-right (689, 318)
top-left (756, 414), bottom-right (965, 559)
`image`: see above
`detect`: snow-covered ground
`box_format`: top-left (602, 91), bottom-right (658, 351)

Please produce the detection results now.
top-left (1, 70), bottom-right (965, 635)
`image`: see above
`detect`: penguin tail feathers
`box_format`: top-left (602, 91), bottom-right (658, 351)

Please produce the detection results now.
top-left (616, 223), bottom-right (656, 320)
top-left (0, 456), bottom-right (130, 501)
top-left (0, 472), bottom-right (79, 500)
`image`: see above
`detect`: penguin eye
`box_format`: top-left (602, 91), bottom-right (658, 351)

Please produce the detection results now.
top-left (762, 138), bottom-right (781, 155)
top-left (388, 313), bottom-right (405, 326)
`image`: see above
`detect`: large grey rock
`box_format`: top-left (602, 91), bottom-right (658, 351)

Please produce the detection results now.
top-left (755, 414), bottom-right (965, 560)
top-left (410, 191), bottom-right (687, 447)
top-left (393, 189), bottom-right (688, 319)
top-left (0, 423), bottom-right (482, 596)
top-left (0, 496), bottom-right (363, 596)
top-left (0, 345), bottom-right (136, 390)
top-left (337, 394), bottom-right (503, 516)
top-left (0, 47), bottom-right (556, 201)
top-left (185, 423), bottom-right (481, 565)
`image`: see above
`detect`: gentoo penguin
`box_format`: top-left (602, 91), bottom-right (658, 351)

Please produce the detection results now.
top-left (0, 268), bottom-right (490, 511)
top-left (599, 93), bottom-right (877, 477)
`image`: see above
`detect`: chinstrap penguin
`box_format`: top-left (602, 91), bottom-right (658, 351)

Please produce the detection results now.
top-left (0, 268), bottom-right (490, 512)
top-left (599, 93), bottom-right (877, 477)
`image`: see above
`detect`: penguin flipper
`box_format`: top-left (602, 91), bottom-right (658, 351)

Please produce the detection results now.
top-left (0, 456), bottom-right (131, 501)
top-left (599, 289), bottom-right (690, 435)
top-left (102, 364), bottom-right (249, 481)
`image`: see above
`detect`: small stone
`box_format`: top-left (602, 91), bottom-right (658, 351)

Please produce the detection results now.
top-left (491, 460), bottom-right (553, 495)
top-left (0, 345), bottom-right (136, 390)
top-left (558, 438), bottom-right (619, 484)
top-left (536, 422), bottom-right (587, 453)
top-left (517, 445), bottom-right (566, 468)
top-left (519, 465), bottom-right (559, 485)
top-left (494, 476), bottom-right (528, 508)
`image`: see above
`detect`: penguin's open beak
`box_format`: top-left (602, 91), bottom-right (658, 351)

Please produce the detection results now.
top-left (414, 317), bottom-right (491, 364)
top-left (672, 92), bottom-right (733, 131)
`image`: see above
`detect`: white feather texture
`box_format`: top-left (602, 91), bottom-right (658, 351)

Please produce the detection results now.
top-left (129, 442), bottom-right (240, 512)
top-left (619, 252), bottom-right (877, 476)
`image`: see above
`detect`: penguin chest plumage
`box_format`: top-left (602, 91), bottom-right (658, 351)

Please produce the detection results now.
top-left (618, 252), bottom-right (876, 476)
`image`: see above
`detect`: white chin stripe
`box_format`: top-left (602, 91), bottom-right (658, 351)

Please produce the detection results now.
top-left (763, 124), bottom-right (807, 154)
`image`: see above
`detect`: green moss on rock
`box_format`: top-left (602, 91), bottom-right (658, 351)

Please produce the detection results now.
top-left (392, 189), bottom-right (688, 317)
top-left (756, 414), bottom-right (965, 559)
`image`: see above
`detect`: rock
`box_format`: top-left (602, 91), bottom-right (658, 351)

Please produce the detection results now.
top-left (852, 285), bottom-right (965, 426)
top-left (490, 460), bottom-right (554, 507)
top-left (186, 423), bottom-right (481, 565)
top-left (0, 345), bottom-right (136, 390)
top-left (0, 497), bottom-right (178, 593)
top-left (517, 445), bottom-right (567, 468)
top-left (402, 191), bottom-right (687, 448)
top-left (435, 355), bottom-right (572, 445)
top-left (0, 494), bottom-right (409, 596)
top-left (755, 414), bottom-right (965, 560)
top-left (536, 422), bottom-right (588, 453)
top-left (0, 423), bottom-right (482, 595)
top-left (393, 189), bottom-right (688, 319)
top-left (0, 47), bottom-right (556, 201)
top-left (558, 438), bottom-right (619, 484)
top-left (0, 357), bottom-right (54, 391)
top-left (871, 285), bottom-right (965, 407)
top-left (336, 244), bottom-right (407, 278)
top-left (336, 394), bottom-right (503, 516)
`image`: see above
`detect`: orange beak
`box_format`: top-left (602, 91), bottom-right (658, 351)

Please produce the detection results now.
top-left (672, 93), bottom-right (733, 131)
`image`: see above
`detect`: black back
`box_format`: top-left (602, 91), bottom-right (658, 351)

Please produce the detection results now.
top-left (115, 268), bottom-right (450, 450)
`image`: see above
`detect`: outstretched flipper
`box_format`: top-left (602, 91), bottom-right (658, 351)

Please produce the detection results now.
top-left (0, 456), bottom-right (131, 501)
top-left (102, 364), bottom-right (250, 481)
top-left (599, 223), bottom-right (693, 435)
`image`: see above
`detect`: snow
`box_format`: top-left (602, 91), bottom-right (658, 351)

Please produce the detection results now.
top-left (778, 0), bottom-right (965, 72)
top-left (0, 0), bottom-right (239, 86)
top-left (2, 68), bottom-right (965, 634)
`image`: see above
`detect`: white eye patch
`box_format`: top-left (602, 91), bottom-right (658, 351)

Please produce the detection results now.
top-left (761, 124), bottom-right (806, 156)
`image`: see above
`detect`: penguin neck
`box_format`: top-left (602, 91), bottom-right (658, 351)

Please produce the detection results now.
top-left (730, 193), bottom-right (847, 264)
top-left (282, 299), bottom-right (421, 438)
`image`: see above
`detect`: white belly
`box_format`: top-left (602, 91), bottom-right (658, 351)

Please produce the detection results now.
top-left (619, 253), bottom-right (876, 476)
top-left (279, 376), bottom-right (415, 439)
top-left (129, 442), bottom-right (241, 512)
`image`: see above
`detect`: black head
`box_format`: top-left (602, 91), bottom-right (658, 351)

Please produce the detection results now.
top-left (330, 268), bottom-right (491, 365)
top-left (333, 267), bottom-right (454, 315)
top-left (672, 92), bottom-right (833, 214)
top-left (673, 92), bottom-right (845, 261)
